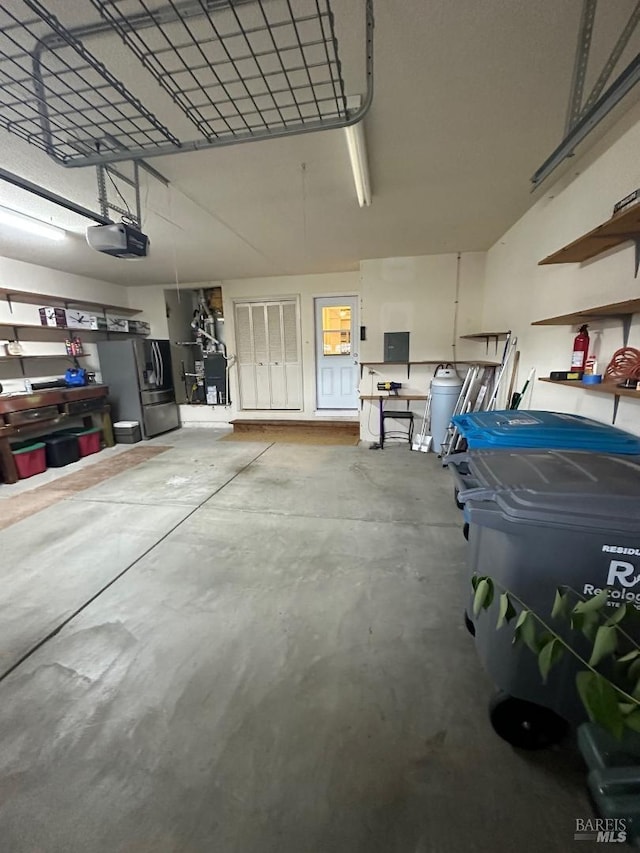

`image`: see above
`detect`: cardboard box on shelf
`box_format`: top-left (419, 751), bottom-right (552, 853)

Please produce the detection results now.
top-left (66, 310), bottom-right (95, 330)
top-left (39, 307), bottom-right (67, 327)
top-left (128, 319), bottom-right (150, 335)
top-left (90, 315), bottom-right (108, 330)
top-left (105, 315), bottom-right (129, 332)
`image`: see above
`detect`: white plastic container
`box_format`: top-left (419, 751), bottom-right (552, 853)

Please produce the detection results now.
top-left (113, 420), bottom-right (142, 444)
top-left (430, 364), bottom-right (462, 453)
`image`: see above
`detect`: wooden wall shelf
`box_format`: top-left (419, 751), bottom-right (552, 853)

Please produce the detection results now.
top-left (532, 298), bottom-right (640, 327)
top-left (459, 331), bottom-right (509, 341)
top-left (361, 360), bottom-right (498, 365)
top-left (539, 202), bottom-right (640, 267)
top-left (0, 289), bottom-right (147, 384)
top-left (0, 353), bottom-right (88, 361)
top-left (0, 287), bottom-right (141, 316)
top-left (360, 394), bottom-right (429, 401)
top-left (0, 320), bottom-right (147, 336)
top-left (539, 377), bottom-right (640, 400)
top-left (531, 272), bottom-right (640, 424)
top-left (359, 359), bottom-right (498, 380)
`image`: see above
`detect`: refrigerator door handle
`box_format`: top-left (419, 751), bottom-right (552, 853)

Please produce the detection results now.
top-left (152, 342), bottom-right (160, 388)
top-left (157, 342), bottom-right (165, 387)
top-left (132, 338), bottom-right (149, 390)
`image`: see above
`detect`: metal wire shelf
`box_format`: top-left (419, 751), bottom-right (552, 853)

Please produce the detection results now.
top-left (0, 0), bottom-right (180, 164)
top-left (0, 0), bottom-right (373, 168)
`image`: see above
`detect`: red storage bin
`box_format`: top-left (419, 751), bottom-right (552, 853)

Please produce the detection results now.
top-left (63, 427), bottom-right (102, 457)
top-left (11, 442), bottom-right (47, 479)
top-left (76, 429), bottom-right (101, 457)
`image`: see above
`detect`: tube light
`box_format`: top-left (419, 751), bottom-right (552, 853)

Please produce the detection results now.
top-left (0, 205), bottom-right (67, 241)
top-left (344, 120), bottom-right (372, 207)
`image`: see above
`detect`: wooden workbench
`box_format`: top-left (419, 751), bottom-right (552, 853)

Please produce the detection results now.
top-left (0, 385), bottom-right (113, 485)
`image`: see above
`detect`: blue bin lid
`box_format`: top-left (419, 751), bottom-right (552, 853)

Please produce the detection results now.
top-left (452, 410), bottom-right (640, 454)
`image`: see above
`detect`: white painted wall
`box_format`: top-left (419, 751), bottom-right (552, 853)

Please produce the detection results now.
top-left (0, 256), bottom-right (132, 306)
top-left (18, 111), bottom-right (640, 443)
top-left (133, 284), bottom-right (171, 339)
top-left (481, 116), bottom-right (640, 435)
top-left (0, 256), bottom-right (135, 393)
top-left (131, 257), bottom-right (488, 434)
top-left (130, 273), bottom-right (360, 427)
top-left (359, 252), bottom-right (487, 442)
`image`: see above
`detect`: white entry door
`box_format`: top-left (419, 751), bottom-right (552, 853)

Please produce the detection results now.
top-left (235, 299), bottom-right (302, 410)
top-left (315, 296), bottom-right (359, 410)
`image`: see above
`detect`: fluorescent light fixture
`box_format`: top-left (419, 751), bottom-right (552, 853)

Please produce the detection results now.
top-left (0, 205), bottom-right (67, 241)
top-left (344, 120), bottom-right (372, 207)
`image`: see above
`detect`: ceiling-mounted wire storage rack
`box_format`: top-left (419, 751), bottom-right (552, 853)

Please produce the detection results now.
top-left (0, 0), bottom-right (373, 169)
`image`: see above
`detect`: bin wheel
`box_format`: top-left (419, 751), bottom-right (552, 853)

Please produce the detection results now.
top-left (454, 488), bottom-right (464, 510)
top-left (464, 610), bottom-right (475, 637)
top-left (488, 692), bottom-right (569, 750)
top-left (463, 522), bottom-right (469, 541)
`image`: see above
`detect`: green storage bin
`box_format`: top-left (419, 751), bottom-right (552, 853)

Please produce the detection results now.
top-left (10, 442), bottom-right (47, 479)
top-left (11, 441), bottom-right (46, 454)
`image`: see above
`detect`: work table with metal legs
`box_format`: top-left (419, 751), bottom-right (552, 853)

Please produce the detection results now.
top-left (360, 394), bottom-right (428, 448)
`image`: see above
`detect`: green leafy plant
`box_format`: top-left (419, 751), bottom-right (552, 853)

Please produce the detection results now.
top-left (472, 574), bottom-right (640, 739)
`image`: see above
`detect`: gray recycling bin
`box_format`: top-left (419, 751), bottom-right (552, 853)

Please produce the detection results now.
top-left (453, 449), bottom-right (640, 749)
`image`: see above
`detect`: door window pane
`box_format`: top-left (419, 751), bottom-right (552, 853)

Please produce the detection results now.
top-left (322, 306), bottom-right (352, 356)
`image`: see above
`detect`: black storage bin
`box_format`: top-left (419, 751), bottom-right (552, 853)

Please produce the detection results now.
top-left (44, 433), bottom-right (80, 468)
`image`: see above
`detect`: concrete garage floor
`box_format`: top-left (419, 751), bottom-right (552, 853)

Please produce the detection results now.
top-left (0, 430), bottom-right (598, 853)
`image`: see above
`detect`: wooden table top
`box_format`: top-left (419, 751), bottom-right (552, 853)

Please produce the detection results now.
top-left (360, 394), bottom-right (429, 401)
top-left (0, 384), bottom-right (108, 415)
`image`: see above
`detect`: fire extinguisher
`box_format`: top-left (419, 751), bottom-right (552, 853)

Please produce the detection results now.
top-left (571, 324), bottom-right (590, 371)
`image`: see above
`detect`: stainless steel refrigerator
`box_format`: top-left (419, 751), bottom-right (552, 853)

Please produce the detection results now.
top-left (97, 338), bottom-right (180, 438)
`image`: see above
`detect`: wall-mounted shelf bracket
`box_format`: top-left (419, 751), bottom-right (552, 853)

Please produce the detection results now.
top-left (459, 332), bottom-right (510, 354)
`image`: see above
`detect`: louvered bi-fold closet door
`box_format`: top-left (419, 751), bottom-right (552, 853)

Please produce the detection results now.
top-left (235, 300), bottom-right (302, 410)
top-left (281, 301), bottom-right (302, 409)
top-left (235, 303), bottom-right (257, 409)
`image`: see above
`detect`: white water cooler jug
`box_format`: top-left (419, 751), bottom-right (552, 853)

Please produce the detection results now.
top-left (430, 364), bottom-right (462, 453)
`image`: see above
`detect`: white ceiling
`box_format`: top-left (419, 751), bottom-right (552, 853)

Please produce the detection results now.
top-left (1, 0), bottom-right (640, 286)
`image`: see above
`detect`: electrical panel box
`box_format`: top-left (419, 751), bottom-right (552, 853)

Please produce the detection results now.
top-left (384, 331), bottom-right (410, 363)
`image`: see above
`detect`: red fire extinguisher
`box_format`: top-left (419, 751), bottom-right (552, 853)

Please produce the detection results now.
top-left (571, 324), bottom-right (590, 371)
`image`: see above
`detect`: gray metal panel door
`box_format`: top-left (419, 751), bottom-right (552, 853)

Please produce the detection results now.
top-left (140, 389), bottom-right (175, 406)
top-left (142, 402), bottom-right (180, 437)
top-left (384, 332), bottom-right (410, 362)
top-left (384, 332), bottom-right (409, 361)
top-left (97, 339), bottom-right (143, 426)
